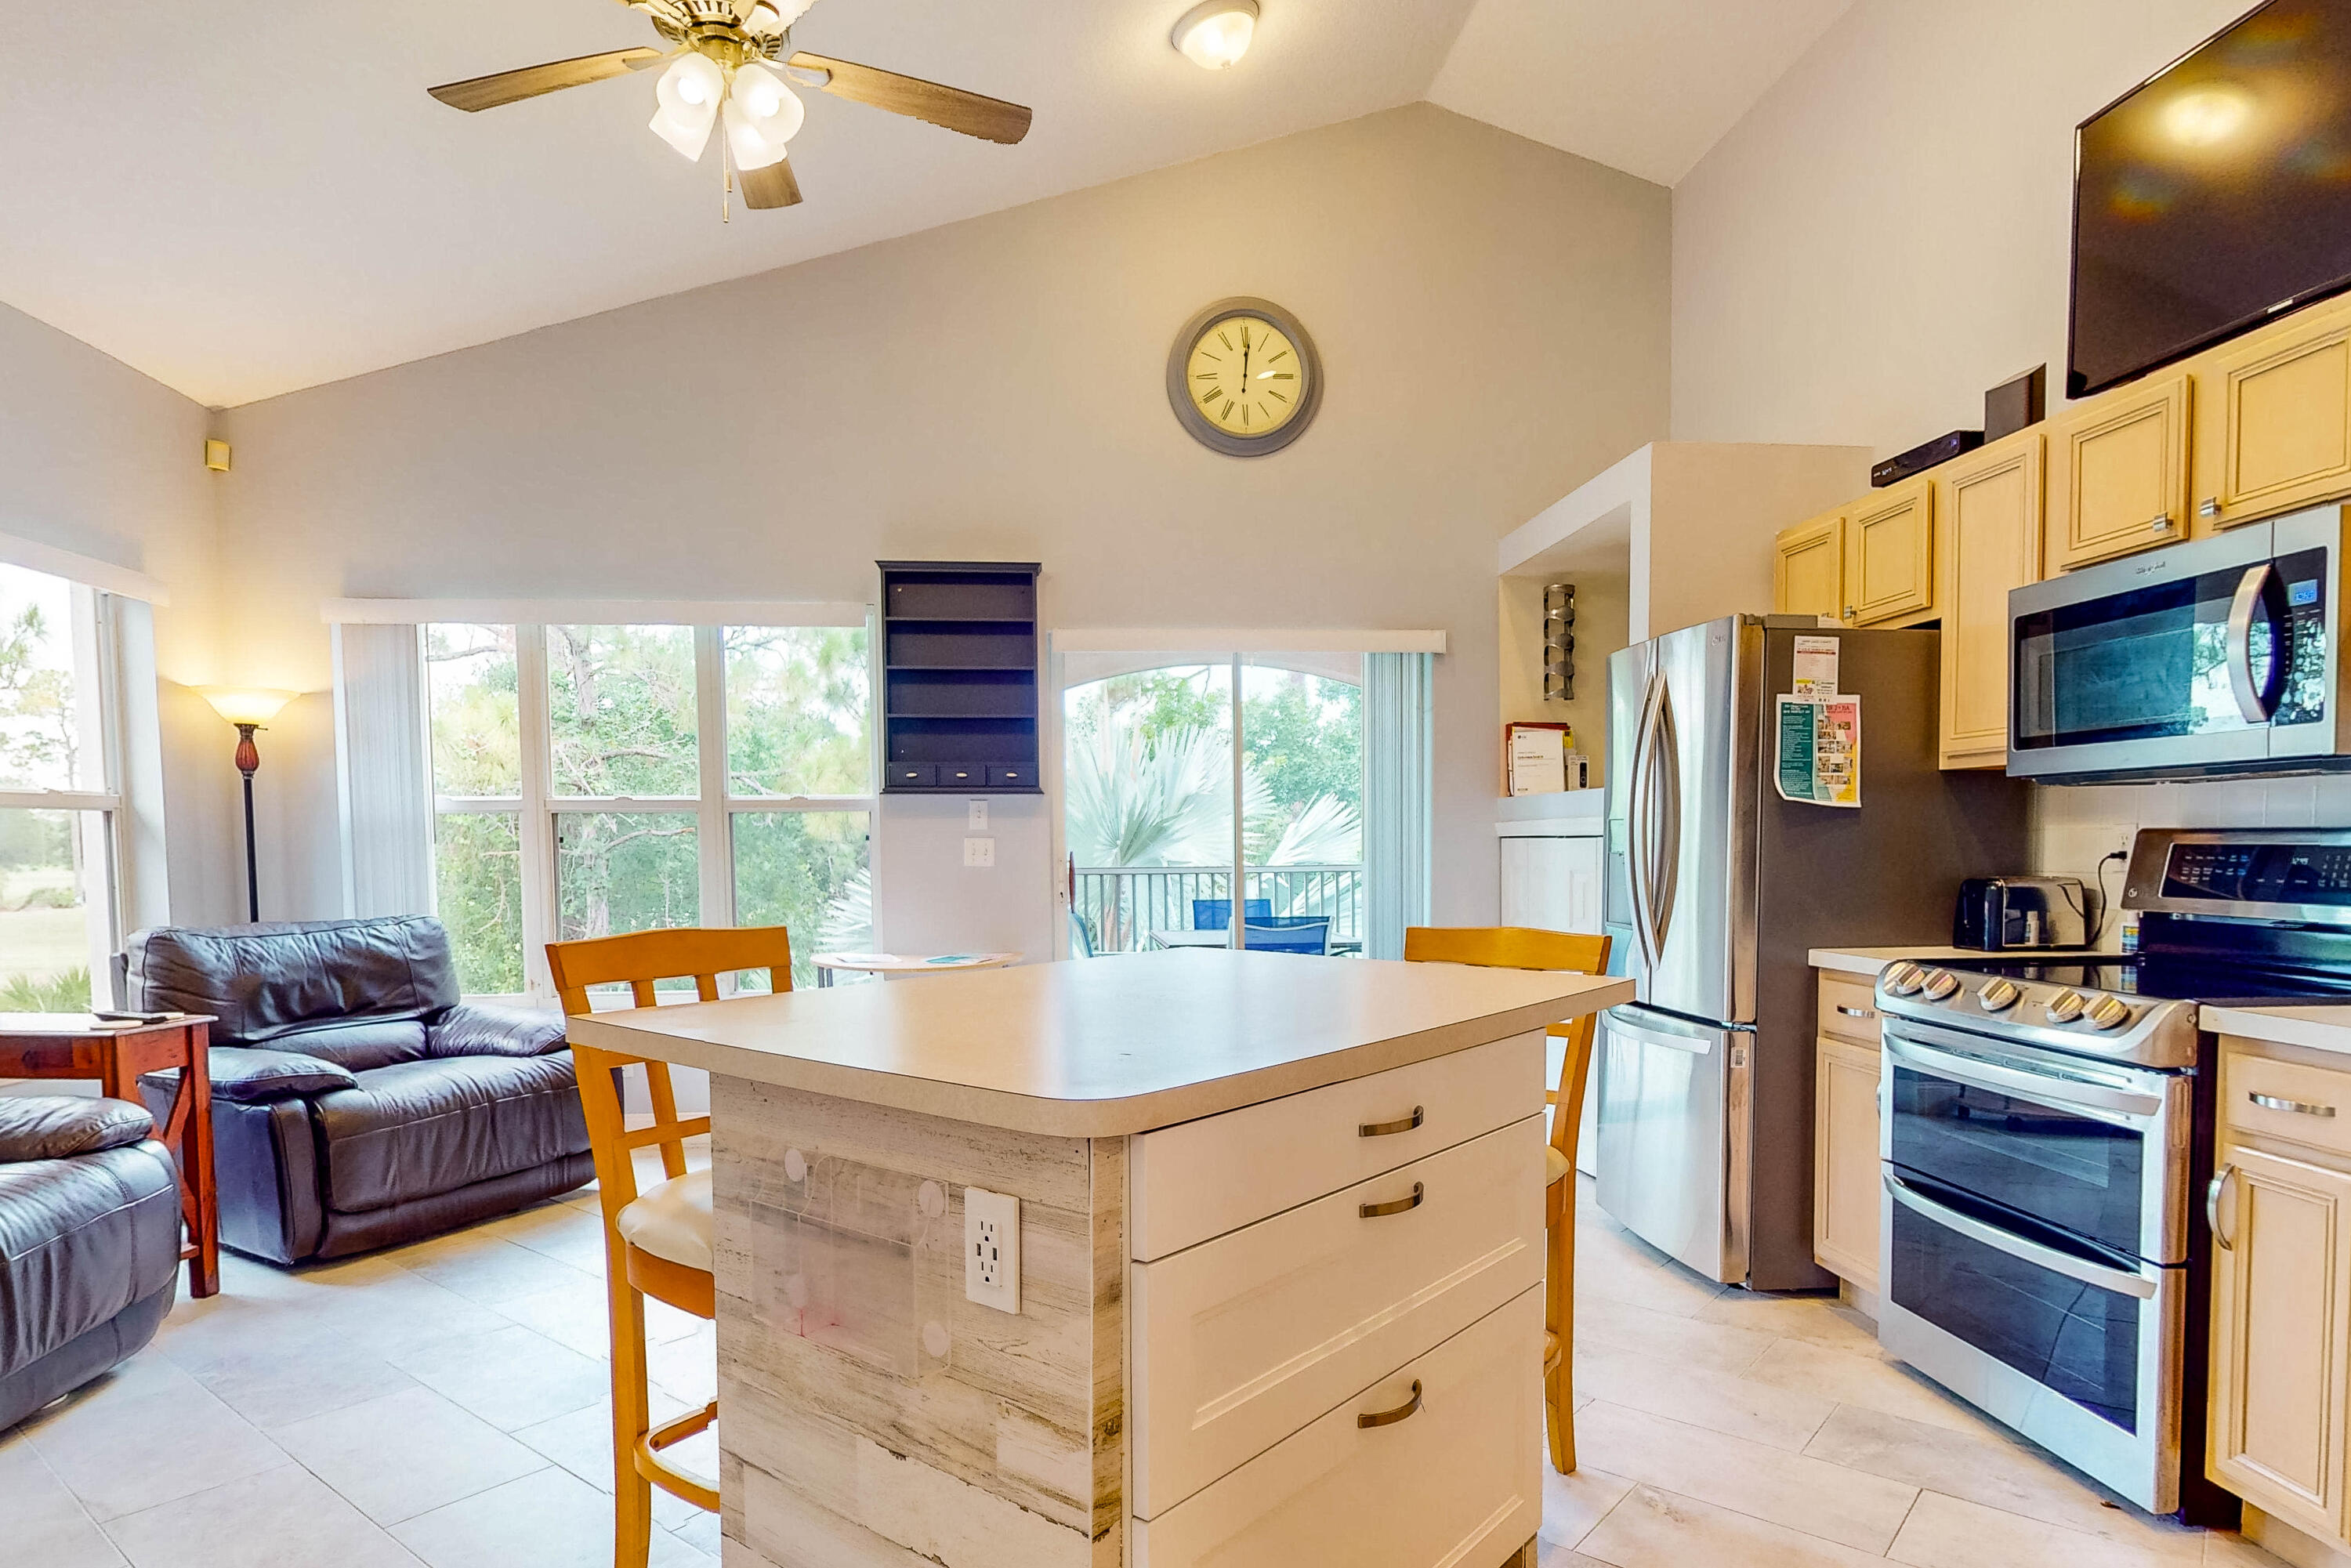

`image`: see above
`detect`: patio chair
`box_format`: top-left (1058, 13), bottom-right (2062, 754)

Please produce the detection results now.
top-left (1193, 897), bottom-right (1272, 931)
top-left (1241, 917), bottom-right (1331, 954)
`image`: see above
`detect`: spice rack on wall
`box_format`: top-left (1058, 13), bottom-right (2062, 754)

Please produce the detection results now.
top-left (877, 560), bottom-right (1042, 794)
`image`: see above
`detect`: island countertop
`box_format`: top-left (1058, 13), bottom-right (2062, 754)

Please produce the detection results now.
top-left (568, 948), bottom-right (1632, 1136)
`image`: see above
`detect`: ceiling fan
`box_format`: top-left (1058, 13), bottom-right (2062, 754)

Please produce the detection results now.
top-left (427, 0), bottom-right (1033, 212)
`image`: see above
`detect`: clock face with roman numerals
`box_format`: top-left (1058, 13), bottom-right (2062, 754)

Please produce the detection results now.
top-left (1166, 299), bottom-right (1322, 457)
top-left (1186, 317), bottom-right (1304, 436)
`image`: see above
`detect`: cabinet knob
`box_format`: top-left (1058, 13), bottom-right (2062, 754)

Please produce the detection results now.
top-left (2199, 498), bottom-right (2222, 519)
top-left (1841, 606), bottom-right (1857, 621)
top-left (2147, 512), bottom-right (2174, 534)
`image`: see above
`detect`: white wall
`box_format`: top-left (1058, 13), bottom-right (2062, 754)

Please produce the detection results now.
top-left (0, 299), bottom-right (239, 927)
top-left (1670, 0), bottom-right (2306, 885)
top-left (208, 103), bottom-right (1674, 936)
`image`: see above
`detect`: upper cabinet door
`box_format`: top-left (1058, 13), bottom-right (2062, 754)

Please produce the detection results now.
top-left (2049, 371), bottom-right (2192, 571)
top-left (2195, 296), bottom-right (2351, 534)
top-left (1773, 510), bottom-right (1845, 621)
top-left (1936, 435), bottom-right (2043, 769)
top-left (1845, 475), bottom-right (1936, 626)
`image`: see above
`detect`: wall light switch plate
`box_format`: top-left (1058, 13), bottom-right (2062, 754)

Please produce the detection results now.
top-left (964, 1186), bottom-right (1020, 1313)
top-left (967, 800), bottom-right (988, 829)
top-left (963, 836), bottom-right (995, 868)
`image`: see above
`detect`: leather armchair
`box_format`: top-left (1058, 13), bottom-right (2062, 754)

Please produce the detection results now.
top-left (0, 1097), bottom-right (182, 1432)
top-left (127, 917), bottom-right (592, 1265)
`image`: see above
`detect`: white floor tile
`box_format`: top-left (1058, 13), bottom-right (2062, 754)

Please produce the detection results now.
top-left (159, 1309), bottom-right (420, 1429)
top-left (1889, 1490), bottom-right (2208, 1568)
top-left (389, 1324), bottom-right (608, 1432)
top-left (21, 1353), bottom-right (289, 1521)
top-left (267, 1385), bottom-right (550, 1525)
top-left (389, 1465), bottom-right (707, 1568)
top-left (1575, 1290), bottom-right (1777, 1376)
top-left (0, 1435), bottom-right (128, 1567)
top-left (1536, 1461), bottom-right (1635, 1552)
top-left (511, 1389), bottom-right (694, 1494)
top-left (491, 1275), bottom-right (704, 1361)
top-left (1576, 1483), bottom-right (1893, 1567)
top-left (100, 1464), bottom-right (424, 1568)
top-left (393, 1230), bottom-right (600, 1308)
top-left (1742, 1336), bottom-right (2009, 1438)
top-left (1574, 1341), bottom-right (1837, 1452)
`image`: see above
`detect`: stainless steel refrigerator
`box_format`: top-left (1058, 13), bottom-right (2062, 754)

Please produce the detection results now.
top-left (1599, 616), bottom-right (2027, 1291)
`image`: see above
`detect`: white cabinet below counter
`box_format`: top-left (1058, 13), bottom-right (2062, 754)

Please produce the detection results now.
top-left (1497, 791), bottom-right (1607, 937)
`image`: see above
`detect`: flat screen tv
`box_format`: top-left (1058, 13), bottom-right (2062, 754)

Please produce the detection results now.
top-left (2071, 0), bottom-right (2351, 397)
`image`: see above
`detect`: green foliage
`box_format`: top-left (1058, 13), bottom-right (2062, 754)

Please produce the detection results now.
top-left (0, 966), bottom-right (90, 1012)
top-left (733, 813), bottom-right (870, 990)
top-left (726, 628), bottom-right (870, 795)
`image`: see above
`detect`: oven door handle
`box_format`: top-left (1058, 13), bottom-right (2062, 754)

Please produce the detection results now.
top-left (1882, 1028), bottom-right (2166, 1124)
top-left (1885, 1172), bottom-right (2158, 1300)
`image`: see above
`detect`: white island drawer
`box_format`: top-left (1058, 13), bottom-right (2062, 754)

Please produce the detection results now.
top-left (1128, 1030), bottom-right (1543, 1261)
top-left (1129, 1115), bottom-right (1544, 1518)
top-left (1132, 1284), bottom-right (1544, 1568)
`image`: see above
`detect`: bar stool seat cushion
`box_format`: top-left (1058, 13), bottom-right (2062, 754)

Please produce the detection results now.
top-left (1545, 1146), bottom-right (1571, 1186)
top-left (618, 1169), bottom-right (712, 1274)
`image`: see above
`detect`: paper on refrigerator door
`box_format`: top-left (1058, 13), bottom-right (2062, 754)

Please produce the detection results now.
top-left (1791, 634), bottom-right (1841, 694)
top-left (1774, 693), bottom-right (1860, 807)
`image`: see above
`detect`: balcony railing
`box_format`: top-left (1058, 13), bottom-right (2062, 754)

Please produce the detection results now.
top-left (1074, 864), bottom-right (1364, 955)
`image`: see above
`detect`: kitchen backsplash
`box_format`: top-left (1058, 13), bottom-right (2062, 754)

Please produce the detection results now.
top-left (2031, 777), bottom-right (2351, 896)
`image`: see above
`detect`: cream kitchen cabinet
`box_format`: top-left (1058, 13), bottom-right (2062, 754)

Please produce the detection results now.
top-left (1935, 433), bottom-right (2043, 768)
top-left (2193, 295), bottom-right (2351, 535)
top-left (1844, 475), bottom-right (1936, 626)
top-left (2049, 370), bottom-right (2193, 571)
top-left (2207, 1035), bottom-right (2351, 1548)
top-left (1813, 970), bottom-right (1882, 1295)
top-left (1773, 509), bottom-right (1846, 621)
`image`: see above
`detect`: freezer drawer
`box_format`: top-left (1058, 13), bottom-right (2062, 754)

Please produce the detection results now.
top-left (1595, 1003), bottom-right (1747, 1283)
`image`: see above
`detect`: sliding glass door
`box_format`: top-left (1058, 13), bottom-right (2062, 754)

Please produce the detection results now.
top-left (1062, 652), bottom-right (1362, 957)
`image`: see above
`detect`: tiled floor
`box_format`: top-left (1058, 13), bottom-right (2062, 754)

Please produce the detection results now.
top-left (0, 1156), bottom-right (2296, 1567)
top-left (1538, 1177), bottom-right (2286, 1568)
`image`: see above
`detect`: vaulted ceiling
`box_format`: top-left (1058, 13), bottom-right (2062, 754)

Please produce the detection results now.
top-left (0, 0), bottom-right (1853, 407)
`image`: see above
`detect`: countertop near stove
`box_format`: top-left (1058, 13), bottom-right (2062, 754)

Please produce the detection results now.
top-left (2201, 1005), bottom-right (2351, 1056)
top-left (1807, 944), bottom-right (2106, 980)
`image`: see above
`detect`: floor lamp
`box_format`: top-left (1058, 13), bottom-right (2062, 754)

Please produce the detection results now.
top-left (199, 688), bottom-right (295, 924)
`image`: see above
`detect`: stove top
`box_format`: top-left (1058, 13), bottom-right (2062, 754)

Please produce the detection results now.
top-left (1931, 954), bottom-right (2351, 1008)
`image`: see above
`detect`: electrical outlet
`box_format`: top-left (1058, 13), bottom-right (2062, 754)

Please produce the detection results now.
top-left (963, 836), bottom-right (995, 868)
top-left (967, 799), bottom-right (988, 829)
top-left (964, 1186), bottom-right (1020, 1313)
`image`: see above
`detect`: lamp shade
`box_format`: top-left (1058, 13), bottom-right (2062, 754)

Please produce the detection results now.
top-left (650, 52), bottom-right (724, 160)
top-left (1172, 0), bottom-right (1257, 68)
top-left (723, 61), bottom-right (802, 169)
top-left (201, 687), bottom-right (296, 726)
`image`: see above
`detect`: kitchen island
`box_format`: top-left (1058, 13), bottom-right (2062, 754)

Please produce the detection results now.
top-left (571, 948), bottom-right (1632, 1568)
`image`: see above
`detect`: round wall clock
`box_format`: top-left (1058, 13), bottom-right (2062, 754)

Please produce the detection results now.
top-left (1166, 297), bottom-right (1323, 457)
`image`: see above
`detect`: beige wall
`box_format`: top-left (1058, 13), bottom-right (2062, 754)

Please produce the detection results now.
top-left (206, 103), bottom-right (1673, 929)
top-left (0, 299), bottom-right (241, 925)
top-left (1498, 571), bottom-right (1625, 777)
top-left (1669, 0), bottom-right (2306, 890)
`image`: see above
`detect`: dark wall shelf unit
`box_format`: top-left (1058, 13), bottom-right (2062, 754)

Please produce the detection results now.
top-left (879, 561), bottom-right (1041, 795)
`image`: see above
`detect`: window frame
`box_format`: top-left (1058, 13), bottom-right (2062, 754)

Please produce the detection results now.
top-left (429, 617), bottom-right (878, 1003)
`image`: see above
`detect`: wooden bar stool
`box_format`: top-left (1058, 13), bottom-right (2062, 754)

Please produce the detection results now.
top-left (1404, 925), bottom-right (1612, 1475)
top-left (547, 925), bottom-right (793, 1568)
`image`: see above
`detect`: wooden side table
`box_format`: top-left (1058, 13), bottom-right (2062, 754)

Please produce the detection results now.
top-left (0, 1013), bottom-right (220, 1298)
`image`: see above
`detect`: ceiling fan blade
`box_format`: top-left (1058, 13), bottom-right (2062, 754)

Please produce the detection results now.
top-left (428, 48), bottom-right (664, 112)
top-left (786, 52), bottom-right (1031, 144)
top-left (741, 158), bottom-right (803, 209)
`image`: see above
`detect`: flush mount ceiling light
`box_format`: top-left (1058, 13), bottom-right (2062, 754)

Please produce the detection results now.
top-left (427, 1), bottom-right (1033, 217)
top-left (1172, 0), bottom-right (1258, 70)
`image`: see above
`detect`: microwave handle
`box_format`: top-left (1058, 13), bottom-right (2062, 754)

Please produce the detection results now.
top-left (2226, 563), bottom-right (2284, 724)
top-left (1885, 1173), bottom-right (2157, 1300)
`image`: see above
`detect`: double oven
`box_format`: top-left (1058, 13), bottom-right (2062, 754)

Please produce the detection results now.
top-left (1875, 987), bottom-right (2200, 1513)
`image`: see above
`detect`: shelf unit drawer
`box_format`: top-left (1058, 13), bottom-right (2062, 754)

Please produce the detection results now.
top-left (1128, 1031), bottom-right (1541, 1262)
top-left (1128, 1117), bottom-right (1543, 1518)
top-left (1130, 1285), bottom-right (1543, 1568)
top-left (1817, 973), bottom-right (1884, 1047)
top-left (2224, 1045), bottom-right (2351, 1160)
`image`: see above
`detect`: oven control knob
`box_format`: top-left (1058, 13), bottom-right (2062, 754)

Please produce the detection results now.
top-left (2046, 990), bottom-right (2087, 1023)
top-left (2085, 995), bottom-right (2134, 1031)
top-left (1882, 963), bottom-right (1926, 997)
top-left (1920, 969), bottom-right (1961, 1001)
top-left (1977, 978), bottom-right (2020, 1012)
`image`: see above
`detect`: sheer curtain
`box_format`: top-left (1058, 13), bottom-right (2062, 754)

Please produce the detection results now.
top-left (1362, 652), bottom-right (1434, 960)
top-left (331, 622), bottom-right (435, 918)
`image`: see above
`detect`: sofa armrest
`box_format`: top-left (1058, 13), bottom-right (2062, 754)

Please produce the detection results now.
top-left (0, 1097), bottom-right (154, 1162)
top-left (196, 1046), bottom-right (360, 1103)
top-left (428, 1002), bottom-right (569, 1059)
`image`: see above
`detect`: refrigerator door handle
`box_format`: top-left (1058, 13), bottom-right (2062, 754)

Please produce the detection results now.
top-left (1648, 679), bottom-right (1681, 962)
top-left (1626, 672), bottom-right (1662, 975)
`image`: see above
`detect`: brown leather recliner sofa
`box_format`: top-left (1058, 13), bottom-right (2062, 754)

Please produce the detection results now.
top-left (129, 917), bottom-right (592, 1265)
top-left (0, 1097), bottom-right (183, 1432)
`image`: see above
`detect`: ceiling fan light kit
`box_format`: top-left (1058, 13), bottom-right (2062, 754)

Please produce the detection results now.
top-left (1172, 0), bottom-right (1258, 70)
top-left (426, 0), bottom-right (1034, 217)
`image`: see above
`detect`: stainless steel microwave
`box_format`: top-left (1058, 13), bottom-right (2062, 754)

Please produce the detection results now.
top-left (2008, 505), bottom-right (2349, 782)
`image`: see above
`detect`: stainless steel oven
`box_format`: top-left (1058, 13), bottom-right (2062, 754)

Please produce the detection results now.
top-left (1877, 1016), bottom-right (2192, 1510)
top-left (2008, 505), bottom-right (2348, 782)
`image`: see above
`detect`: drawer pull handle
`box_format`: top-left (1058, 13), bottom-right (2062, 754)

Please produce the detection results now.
top-left (2249, 1092), bottom-right (2337, 1117)
top-left (2209, 1165), bottom-right (2239, 1251)
top-left (2201, 498), bottom-right (2222, 519)
top-left (1357, 1379), bottom-right (1423, 1429)
top-left (2148, 512), bottom-right (2174, 534)
top-left (1359, 1106), bottom-right (1425, 1138)
top-left (1360, 1182), bottom-right (1425, 1219)
top-left (1835, 1005), bottom-right (1875, 1019)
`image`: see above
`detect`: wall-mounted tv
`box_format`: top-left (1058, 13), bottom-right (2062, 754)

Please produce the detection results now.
top-left (2071, 0), bottom-right (2351, 397)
